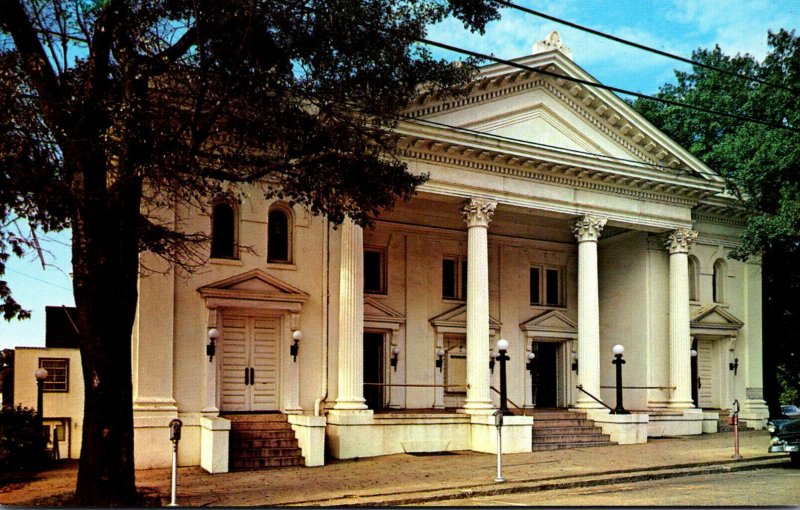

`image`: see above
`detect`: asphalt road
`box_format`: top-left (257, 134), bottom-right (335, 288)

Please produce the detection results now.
top-left (416, 465), bottom-right (800, 506)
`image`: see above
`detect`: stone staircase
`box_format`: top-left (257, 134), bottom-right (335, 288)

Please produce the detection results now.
top-left (531, 409), bottom-right (615, 451)
top-left (226, 413), bottom-right (305, 470)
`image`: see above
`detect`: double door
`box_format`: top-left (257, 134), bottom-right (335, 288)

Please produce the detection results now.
top-left (220, 315), bottom-right (280, 412)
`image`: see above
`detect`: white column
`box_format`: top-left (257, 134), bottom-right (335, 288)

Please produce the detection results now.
top-left (572, 215), bottom-right (606, 409)
top-left (333, 218), bottom-right (368, 410)
top-left (461, 198), bottom-right (496, 414)
top-left (666, 228), bottom-right (698, 409)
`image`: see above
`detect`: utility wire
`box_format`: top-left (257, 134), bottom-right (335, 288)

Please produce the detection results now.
top-left (414, 37), bottom-right (800, 134)
top-left (495, 0), bottom-right (799, 95)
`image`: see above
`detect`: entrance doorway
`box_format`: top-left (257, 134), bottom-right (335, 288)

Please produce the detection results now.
top-left (363, 332), bottom-right (385, 409)
top-left (219, 314), bottom-right (280, 412)
top-left (533, 342), bottom-right (558, 408)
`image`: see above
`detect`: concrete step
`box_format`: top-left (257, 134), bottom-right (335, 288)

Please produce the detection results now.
top-left (532, 425), bottom-right (602, 436)
top-left (533, 433), bottom-right (611, 444)
top-left (530, 411), bottom-right (587, 420)
top-left (531, 441), bottom-right (616, 451)
top-left (532, 419), bottom-right (597, 428)
top-left (233, 437), bottom-right (299, 449)
top-left (232, 429), bottom-right (296, 440)
top-left (231, 456), bottom-right (306, 470)
top-left (230, 421), bottom-right (294, 431)
top-left (234, 447), bottom-right (304, 459)
top-left (225, 413), bottom-right (289, 423)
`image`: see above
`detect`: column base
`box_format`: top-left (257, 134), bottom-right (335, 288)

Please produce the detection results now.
top-left (459, 400), bottom-right (495, 415)
top-left (332, 399), bottom-right (369, 411)
top-left (574, 398), bottom-right (606, 410)
top-left (666, 399), bottom-right (694, 410)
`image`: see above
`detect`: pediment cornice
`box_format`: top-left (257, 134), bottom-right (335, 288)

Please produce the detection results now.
top-left (519, 310), bottom-right (578, 339)
top-left (405, 51), bottom-right (722, 186)
top-left (364, 297), bottom-right (405, 331)
top-left (429, 304), bottom-right (501, 334)
top-left (690, 305), bottom-right (744, 337)
top-left (198, 268), bottom-right (309, 304)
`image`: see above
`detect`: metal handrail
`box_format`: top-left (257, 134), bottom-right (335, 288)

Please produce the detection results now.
top-left (599, 385), bottom-right (675, 390)
top-left (490, 386), bottom-right (529, 416)
top-left (576, 384), bottom-right (614, 412)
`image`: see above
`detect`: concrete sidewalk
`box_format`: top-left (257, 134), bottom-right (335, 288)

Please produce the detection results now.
top-left (0, 430), bottom-right (789, 507)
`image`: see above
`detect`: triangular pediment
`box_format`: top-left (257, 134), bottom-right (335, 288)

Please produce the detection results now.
top-left (519, 310), bottom-right (578, 339)
top-left (403, 43), bottom-right (723, 187)
top-left (429, 305), bottom-right (501, 334)
top-left (364, 297), bottom-right (405, 331)
top-left (198, 269), bottom-right (309, 304)
top-left (690, 305), bottom-right (743, 336)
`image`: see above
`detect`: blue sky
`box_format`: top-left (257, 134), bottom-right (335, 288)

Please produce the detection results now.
top-left (1, 0), bottom-right (798, 350)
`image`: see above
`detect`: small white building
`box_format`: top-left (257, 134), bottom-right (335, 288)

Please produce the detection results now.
top-left (130, 33), bottom-right (769, 472)
top-left (13, 347), bottom-right (84, 459)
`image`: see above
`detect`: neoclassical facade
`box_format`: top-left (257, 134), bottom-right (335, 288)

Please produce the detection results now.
top-left (131, 33), bottom-right (769, 471)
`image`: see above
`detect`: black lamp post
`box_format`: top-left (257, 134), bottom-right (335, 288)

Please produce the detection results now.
top-left (34, 367), bottom-right (49, 452)
top-left (496, 339), bottom-right (512, 416)
top-left (611, 344), bottom-right (629, 415)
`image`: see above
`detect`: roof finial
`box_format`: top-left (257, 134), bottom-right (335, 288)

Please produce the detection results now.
top-left (532, 30), bottom-right (573, 60)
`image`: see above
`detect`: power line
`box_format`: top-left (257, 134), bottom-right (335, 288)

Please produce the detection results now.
top-left (495, 0), bottom-right (799, 95)
top-left (414, 37), bottom-right (800, 134)
top-left (4, 267), bottom-right (73, 292)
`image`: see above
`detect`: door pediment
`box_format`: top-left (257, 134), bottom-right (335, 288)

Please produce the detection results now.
top-left (364, 298), bottom-right (405, 331)
top-left (198, 269), bottom-right (309, 312)
top-left (520, 310), bottom-right (578, 339)
top-left (690, 305), bottom-right (743, 337)
top-left (429, 305), bottom-right (501, 335)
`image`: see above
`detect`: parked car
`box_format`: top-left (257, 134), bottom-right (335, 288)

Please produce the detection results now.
top-left (781, 404), bottom-right (800, 417)
top-left (767, 412), bottom-right (800, 466)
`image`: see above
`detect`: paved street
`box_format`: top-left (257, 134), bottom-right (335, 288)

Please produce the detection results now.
top-left (417, 466), bottom-right (800, 506)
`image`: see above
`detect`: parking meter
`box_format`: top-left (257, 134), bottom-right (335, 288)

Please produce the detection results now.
top-left (731, 399), bottom-right (742, 460)
top-left (168, 419), bottom-right (183, 506)
top-left (493, 410), bottom-right (506, 482)
top-left (494, 409), bottom-right (504, 429)
top-left (169, 419), bottom-right (183, 442)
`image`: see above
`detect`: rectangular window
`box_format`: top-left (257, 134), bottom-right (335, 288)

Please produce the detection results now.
top-left (39, 358), bottom-right (69, 392)
top-left (530, 267), bottom-right (541, 305)
top-left (442, 257), bottom-right (457, 299)
top-left (364, 248), bottom-right (386, 294)
top-left (530, 265), bottom-right (564, 307)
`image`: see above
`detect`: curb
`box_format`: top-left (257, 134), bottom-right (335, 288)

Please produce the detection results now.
top-left (287, 456), bottom-right (788, 507)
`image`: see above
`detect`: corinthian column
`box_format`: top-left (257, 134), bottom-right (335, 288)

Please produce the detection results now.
top-left (333, 218), bottom-right (368, 410)
top-left (572, 215), bottom-right (606, 409)
top-left (461, 198), bottom-right (496, 414)
top-left (666, 227), bottom-right (698, 409)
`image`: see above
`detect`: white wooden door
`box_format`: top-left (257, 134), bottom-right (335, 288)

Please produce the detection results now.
top-left (697, 338), bottom-right (716, 408)
top-left (220, 315), bottom-right (280, 412)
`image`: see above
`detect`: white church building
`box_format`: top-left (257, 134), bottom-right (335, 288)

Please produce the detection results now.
top-left (130, 33), bottom-right (769, 472)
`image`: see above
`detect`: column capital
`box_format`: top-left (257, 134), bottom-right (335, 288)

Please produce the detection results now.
top-left (665, 228), bottom-right (698, 254)
top-left (462, 198), bottom-right (497, 227)
top-left (572, 215), bottom-right (607, 242)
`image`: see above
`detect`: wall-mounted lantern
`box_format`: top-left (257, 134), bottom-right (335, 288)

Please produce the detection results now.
top-left (207, 328), bottom-right (220, 362)
top-left (691, 349), bottom-right (698, 358)
top-left (571, 351), bottom-right (578, 373)
top-left (390, 346), bottom-right (400, 371)
top-left (290, 330), bottom-right (302, 362)
top-left (729, 357), bottom-right (739, 376)
top-left (489, 350), bottom-right (498, 374)
top-left (525, 351), bottom-right (536, 373)
top-left (435, 348), bottom-right (446, 371)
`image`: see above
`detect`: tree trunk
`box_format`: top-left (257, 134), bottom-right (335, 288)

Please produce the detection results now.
top-left (72, 167), bottom-right (141, 506)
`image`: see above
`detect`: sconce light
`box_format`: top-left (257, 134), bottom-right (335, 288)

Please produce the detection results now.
top-left (207, 328), bottom-right (220, 362)
top-left (290, 330), bottom-right (302, 362)
top-left (526, 351), bottom-right (536, 373)
top-left (571, 352), bottom-right (578, 373)
top-left (729, 357), bottom-right (739, 376)
top-left (435, 348), bottom-right (446, 371)
top-left (489, 351), bottom-right (498, 374)
top-left (391, 346), bottom-right (400, 371)
top-left (690, 349), bottom-right (698, 358)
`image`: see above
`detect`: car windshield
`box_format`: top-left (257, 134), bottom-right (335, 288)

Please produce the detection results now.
top-left (782, 405), bottom-right (800, 416)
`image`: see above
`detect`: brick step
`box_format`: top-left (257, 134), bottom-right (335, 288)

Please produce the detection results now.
top-left (532, 426), bottom-right (603, 437)
top-left (224, 413), bottom-right (289, 423)
top-left (532, 419), bottom-right (596, 428)
top-left (233, 438), bottom-right (299, 449)
top-left (532, 441), bottom-right (615, 452)
top-left (532, 433), bottom-right (611, 444)
top-left (233, 447), bottom-right (304, 459)
top-left (230, 421), bottom-right (294, 431)
top-left (231, 429), bottom-right (296, 440)
top-left (231, 457), bottom-right (306, 470)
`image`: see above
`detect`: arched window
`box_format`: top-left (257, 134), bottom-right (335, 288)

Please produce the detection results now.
top-left (712, 259), bottom-right (726, 303)
top-left (688, 256), bottom-right (699, 301)
top-left (210, 202), bottom-right (237, 259)
top-left (267, 205), bottom-right (292, 263)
